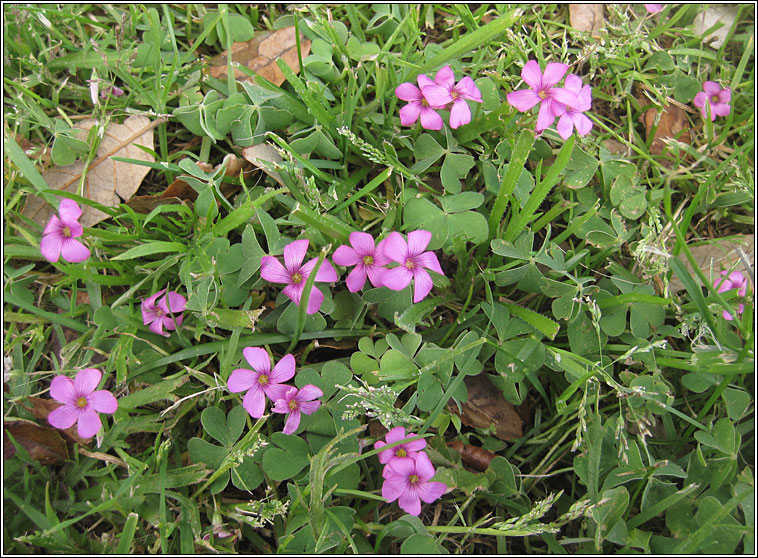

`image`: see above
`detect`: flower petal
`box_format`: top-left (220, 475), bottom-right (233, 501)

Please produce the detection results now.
top-left (702, 81), bottom-right (721, 96)
top-left (520, 60), bottom-right (543, 90)
top-left (349, 231), bottom-right (377, 256)
top-left (270, 353), bottom-right (296, 384)
top-left (58, 199), bottom-right (83, 224)
top-left (385, 455), bottom-right (417, 478)
top-left (395, 82), bottom-right (422, 102)
top-left (382, 266), bottom-right (414, 292)
top-left (412, 269), bottom-right (434, 303)
top-left (48, 404), bottom-right (80, 430)
top-left (163, 291), bottom-right (187, 314)
top-left (399, 102), bottom-right (421, 126)
top-left (381, 477), bottom-right (408, 503)
top-left (383, 232), bottom-right (408, 264)
top-left (416, 251), bottom-right (444, 276)
top-left (314, 259), bottom-right (338, 282)
top-left (550, 87), bottom-right (580, 108)
top-left (454, 76), bottom-right (482, 102)
top-left (536, 100), bottom-right (556, 132)
top-left (385, 426), bottom-right (407, 444)
top-left (284, 239), bottom-right (309, 274)
top-left (366, 265), bottom-right (386, 288)
top-left (421, 84), bottom-right (453, 108)
top-left (345, 265), bottom-right (368, 292)
top-left (305, 286), bottom-right (325, 314)
top-left (404, 436), bottom-right (427, 452)
top-left (542, 62), bottom-right (568, 89)
top-left (282, 409), bottom-right (301, 435)
top-left (60, 238), bottom-right (91, 263)
top-left (419, 106), bottom-right (443, 131)
top-left (718, 88), bottom-right (731, 103)
top-left (397, 491), bottom-right (422, 516)
top-left (449, 99), bottom-right (471, 129)
top-left (242, 387), bottom-right (266, 418)
top-left (260, 256), bottom-right (290, 283)
top-left (433, 65), bottom-right (456, 90)
top-left (506, 89), bottom-right (541, 112)
top-left (407, 230), bottom-right (432, 257)
top-left (714, 102), bottom-right (731, 117)
top-left (50, 375), bottom-right (76, 405)
top-left (74, 368), bottom-right (101, 397)
top-left (40, 233), bottom-right (63, 263)
top-left (563, 74), bottom-right (583, 94)
top-left (298, 400), bottom-right (321, 415)
top-left (43, 214), bottom-right (63, 237)
top-left (296, 384), bottom-right (324, 401)
top-left (693, 91), bottom-right (707, 109)
top-left (228, 368), bottom-right (258, 393)
top-left (283, 283), bottom-right (304, 307)
top-left (149, 318), bottom-right (168, 336)
top-left (572, 113), bottom-right (593, 136)
top-left (243, 347), bottom-right (272, 374)
top-left (418, 480), bottom-right (447, 503)
top-left (332, 245), bottom-right (361, 267)
top-left (88, 390), bottom-right (118, 414)
top-left (263, 383), bottom-right (291, 403)
top-left (414, 452), bottom-right (437, 481)
top-left (556, 114), bottom-right (574, 140)
top-left (77, 407), bottom-right (103, 438)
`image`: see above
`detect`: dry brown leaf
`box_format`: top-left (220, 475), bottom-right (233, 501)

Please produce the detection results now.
top-left (447, 440), bottom-right (497, 472)
top-left (569, 4), bottom-right (604, 38)
top-left (694, 5), bottom-right (738, 49)
top-left (242, 143), bottom-right (285, 186)
top-left (669, 234), bottom-right (754, 292)
top-left (641, 103), bottom-right (691, 158)
top-left (4, 419), bottom-right (68, 464)
top-left (447, 374), bottom-right (523, 440)
top-left (20, 396), bottom-right (91, 447)
top-left (23, 115), bottom-right (159, 228)
top-left (207, 27), bottom-right (311, 86)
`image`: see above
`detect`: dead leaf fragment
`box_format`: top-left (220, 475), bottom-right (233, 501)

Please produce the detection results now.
top-left (242, 143), bottom-right (285, 186)
top-left (641, 103), bottom-right (691, 158)
top-left (669, 234), bottom-right (754, 292)
top-left (569, 4), bottom-right (604, 38)
top-left (447, 440), bottom-right (497, 472)
top-left (23, 115), bottom-right (158, 228)
top-left (207, 27), bottom-right (311, 86)
top-left (447, 374), bottom-right (523, 440)
top-left (4, 419), bottom-right (69, 464)
top-left (20, 396), bottom-right (91, 447)
top-left (694, 6), bottom-right (738, 49)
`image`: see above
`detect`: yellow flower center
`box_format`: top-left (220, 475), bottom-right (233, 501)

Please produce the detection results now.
top-left (409, 474), bottom-right (419, 484)
top-left (63, 226), bottom-right (72, 237)
top-left (711, 95), bottom-right (720, 104)
top-left (538, 90), bottom-right (547, 99)
top-left (289, 400), bottom-right (298, 410)
top-left (76, 397), bottom-right (88, 408)
top-left (396, 448), bottom-right (407, 458)
top-left (258, 375), bottom-right (269, 385)
top-left (292, 273), bottom-right (302, 284)
top-left (405, 260), bottom-right (415, 270)
top-left (363, 255), bottom-right (374, 265)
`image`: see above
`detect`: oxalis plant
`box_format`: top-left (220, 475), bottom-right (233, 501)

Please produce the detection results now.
top-left (3, 4), bottom-right (754, 554)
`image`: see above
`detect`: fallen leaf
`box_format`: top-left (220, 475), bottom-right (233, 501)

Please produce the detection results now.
top-left (447, 374), bottom-right (523, 440)
top-left (569, 4), bottom-right (604, 38)
top-left (447, 440), bottom-right (497, 472)
top-left (4, 419), bottom-right (68, 464)
top-left (669, 234), bottom-right (754, 292)
top-left (207, 27), bottom-right (311, 86)
top-left (694, 5), bottom-right (738, 49)
top-left (242, 143), bottom-right (285, 186)
top-left (20, 396), bottom-right (91, 447)
top-left (23, 115), bottom-right (160, 228)
top-left (641, 102), bottom-right (692, 158)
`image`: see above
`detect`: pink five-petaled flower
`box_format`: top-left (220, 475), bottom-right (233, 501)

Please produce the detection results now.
top-left (644, 4), bottom-right (664, 14)
top-left (395, 74), bottom-right (446, 130)
top-left (40, 199), bottom-right (91, 263)
top-left (374, 426), bottom-right (427, 466)
top-left (552, 74), bottom-right (593, 140)
top-left (421, 65), bottom-right (483, 129)
top-left (382, 230), bottom-right (444, 303)
top-left (693, 81), bottom-right (731, 121)
top-left (714, 270), bottom-right (748, 321)
top-left (381, 451), bottom-right (447, 516)
top-left (227, 348), bottom-right (296, 418)
top-left (141, 289), bottom-right (187, 337)
top-left (48, 368), bottom-right (118, 438)
top-left (506, 60), bottom-right (579, 132)
top-left (260, 239), bottom-right (338, 315)
top-left (271, 385), bottom-right (323, 435)
top-left (332, 232), bottom-right (390, 292)
top-left (100, 85), bottom-right (125, 99)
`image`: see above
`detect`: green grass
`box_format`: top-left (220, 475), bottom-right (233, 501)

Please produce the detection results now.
top-left (3, 4), bottom-right (754, 554)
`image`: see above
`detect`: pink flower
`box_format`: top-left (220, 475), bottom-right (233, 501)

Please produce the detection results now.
top-left (227, 348), bottom-right (296, 418)
top-left (693, 81), bottom-right (731, 121)
top-left (395, 74), bottom-right (446, 130)
top-left (714, 271), bottom-right (748, 321)
top-left (47, 368), bottom-right (118, 438)
top-left (381, 231), bottom-right (444, 303)
top-left (506, 60), bottom-right (579, 132)
top-left (552, 74), bottom-right (593, 140)
top-left (271, 385), bottom-right (323, 435)
top-left (141, 289), bottom-right (187, 337)
top-left (100, 85), bottom-right (125, 99)
top-left (644, 4), bottom-right (664, 14)
top-left (332, 232), bottom-right (390, 292)
top-left (374, 426), bottom-right (427, 466)
top-left (260, 239), bottom-right (338, 315)
top-left (381, 451), bottom-right (447, 516)
top-left (40, 199), bottom-right (91, 263)
top-left (421, 66), bottom-right (483, 129)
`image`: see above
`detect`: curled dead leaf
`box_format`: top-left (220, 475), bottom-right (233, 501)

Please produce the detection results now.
top-left (447, 440), bottom-right (497, 472)
top-left (4, 419), bottom-right (68, 464)
top-left (23, 115), bottom-right (160, 228)
top-left (20, 396), bottom-right (91, 447)
top-left (569, 4), bottom-right (605, 38)
top-left (242, 143), bottom-right (285, 186)
top-left (694, 6), bottom-right (738, 49)
top-left (207, 27), bottom-right (311, 86)
top-left (447, 374), bottom-right (523, 440)
top-left (669, 234), bottom-right (754, 293)
top-left (641, 102), bottom-right (692, 158)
